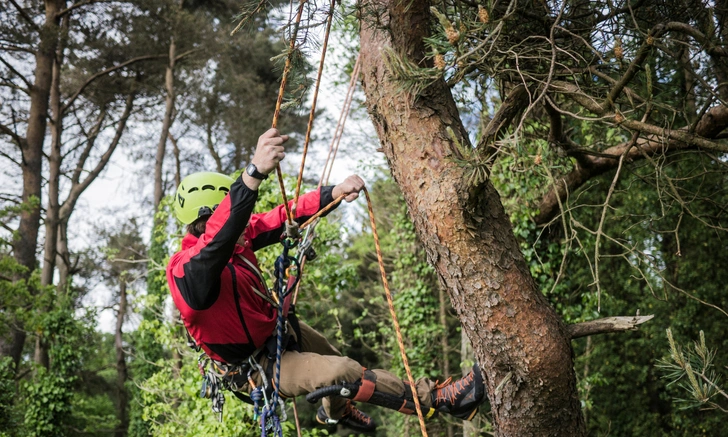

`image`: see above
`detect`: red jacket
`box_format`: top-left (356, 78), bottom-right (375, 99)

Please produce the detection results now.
top-left (166, 177), bottom-right (336, 364)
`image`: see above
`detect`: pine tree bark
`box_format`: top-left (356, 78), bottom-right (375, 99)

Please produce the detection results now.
top-left (1, 0), bottom-right (64, 370)
top-left (359, 2), bottom-right (585, 435)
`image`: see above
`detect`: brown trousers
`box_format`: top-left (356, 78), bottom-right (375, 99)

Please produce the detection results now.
top-left (254, 321), bottom-right (436, 419)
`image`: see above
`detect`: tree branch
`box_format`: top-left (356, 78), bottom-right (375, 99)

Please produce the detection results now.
top-left (604, 24), bottom-right (665, 111)
top-left (663, 22), bottom-right (728, 58)
top-left (567, 315), bottom-right (654, 339)
top-left (62, 54), bottom-right (166, 113)
top-left (169, 131), bottom-right (181, 188)
top-left (174, 48), bottom-right (201, 62)
top-left (588, 66), bottom-right (646, 106)
top-left (476, 84), bottom-right (528, 154)
top-left (0, 56), bottom-right (32, 91)
top-left (0, 44), bottom-right (35, 55)
top-left (534, 104), bottom-right (728, 225)
top-left (205, 122), bottom-right (223, 173)
top-left (0, 122), bottom-right (26, 149)
top-left (61, 92), bottom-right (136, 219)
top-left (621, 118), bottom-right (728, 153)
top-left (0, 148), bottom-right (22, 166)
top-left (8, 0), bottom-right (40, 32)
top-left (56, 0), bottom-right (105, 18)
top-left (70, 109), bottom-right (107, 186)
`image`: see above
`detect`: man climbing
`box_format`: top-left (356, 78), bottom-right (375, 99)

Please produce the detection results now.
top-left (166, 128), bottom-right (486, 432)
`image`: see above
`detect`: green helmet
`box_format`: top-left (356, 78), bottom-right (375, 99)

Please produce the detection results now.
top-left (174, 172), bottom-right (235, 224)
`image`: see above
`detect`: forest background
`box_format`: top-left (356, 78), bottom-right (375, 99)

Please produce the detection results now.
top-left (1, 0), bottom-right (727, 436)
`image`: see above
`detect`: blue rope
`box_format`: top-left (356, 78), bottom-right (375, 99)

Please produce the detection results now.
top-left (259, 241), bottom-right (294, 437)
top-left (251, 387), bottom-right (263, 421)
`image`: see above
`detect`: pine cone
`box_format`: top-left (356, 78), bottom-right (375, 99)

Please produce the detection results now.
top-left (446, 26), bottom-right (460, 45)
top-left (478, 6), bottom-right (490, 24)
top-left (434, 53), bottom-right (446, 70)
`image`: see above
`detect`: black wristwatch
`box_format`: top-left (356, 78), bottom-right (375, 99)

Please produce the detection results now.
top-left (245, 163), bottom-right (269, 180)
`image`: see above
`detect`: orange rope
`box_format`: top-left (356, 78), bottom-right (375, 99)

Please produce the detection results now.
top-left (293, 0), bottom-right (336, 212)
top-left (292, 398), bottom-right (303, 437)
top-left (293, 53), bottom-right (361, 304)
top-left (324, 60), bottom-right (359, 185)
top-left (271, 0), bottom-right (307, 225)
top-left (299, 194), bottom-right (346, 230)
top-left (320, 54), bottom-right (361, 187)
top-left (363, 187), bottom-right (429, 437)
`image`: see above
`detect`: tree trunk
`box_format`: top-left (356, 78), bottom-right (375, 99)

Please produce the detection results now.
top-left (1, 0), bottom-right (64, 370)
top-left (37, 8), bottom-right (69, 368)
top-left (115, 280), bottom-right (129, 437)
top-left (153, 37), bottom-right (176, 209)
top-left (359, 2), bottom-right (585, 435)
top-left (56, 219), bottom-right (71, 290)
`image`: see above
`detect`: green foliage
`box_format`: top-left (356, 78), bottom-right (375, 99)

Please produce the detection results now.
top-left (658, 329), bottom-right (727, 413)
top-left (0, 357), bottom-right (20, 435)
top-left (382, 47), bottom-right (442, 95)
top-left (20, 292), bottom-right (97, 437)
top-left (23, 368), bottom-right (74, 437)
top-left (139, 358), bottom-right (257, 436)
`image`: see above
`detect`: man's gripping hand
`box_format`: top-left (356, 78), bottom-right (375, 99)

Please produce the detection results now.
top-left (332, 175), bottom-right (365, 203)
top-left (252, 128), bottom-right (288, 175)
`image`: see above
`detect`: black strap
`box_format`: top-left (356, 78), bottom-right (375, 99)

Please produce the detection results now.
top-left (286, 305), bottom-right (302, 353)
top-left (231, 390), bottom-right (254, 406)
top-left (236, 254), bottom-right (278, 306)
top-left (227, 263), bottom-right (254, 345)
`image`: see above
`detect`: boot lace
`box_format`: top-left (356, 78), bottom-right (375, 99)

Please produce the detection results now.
top-left (434, 372), bottom-right (474, 406)
top-left (344, 401), bottom-right (372, 425)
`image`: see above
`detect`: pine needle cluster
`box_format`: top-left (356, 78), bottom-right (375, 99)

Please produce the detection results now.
top-left (382, 47), bottom-right (442, 96)
top-left (657, 329), bottom-right (728, 413)
top-left (447, 127), bottom-right (491, 187)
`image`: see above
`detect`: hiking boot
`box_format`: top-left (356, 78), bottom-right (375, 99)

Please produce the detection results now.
top-left (431, 365), bottom-right (486, 420)
top-left (315, 400), bottom-right (377, 432)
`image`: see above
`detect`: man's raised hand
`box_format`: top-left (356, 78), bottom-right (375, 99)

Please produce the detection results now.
top-left (252, 128), bottom-right (288, 175)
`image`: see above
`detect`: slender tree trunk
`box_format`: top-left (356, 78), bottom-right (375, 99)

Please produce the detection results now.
top-left (1, 0), bottom-right (64, 370)
top-left (154, 38), bottom-right (176, 209)
top-left (205, 124), bottom-right (223, 173)
top-left (36, 9), bottom-right (68, 368)
top-left (233, 141), bottom-right (243, 172)
top-left (169, 132), bottom-right (181, 188)
top-left (115, 280), bottom-right (129, 437)
top-left (359, 2), bottom-right (585, 435)
top-left (56, 219), bottom-right (71, 290)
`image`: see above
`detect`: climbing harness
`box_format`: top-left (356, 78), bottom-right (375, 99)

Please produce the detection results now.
top-left (192, 0), bottom-right (430, 434)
